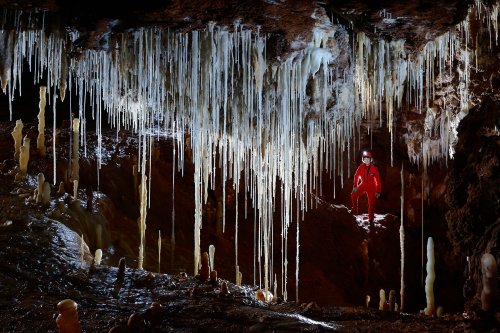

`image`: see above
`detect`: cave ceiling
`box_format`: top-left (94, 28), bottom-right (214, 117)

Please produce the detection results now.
top-left (0, 0), bottom-right (470, 56)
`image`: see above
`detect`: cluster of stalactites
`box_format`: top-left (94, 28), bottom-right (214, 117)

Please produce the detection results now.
top-left (353, 1), bottom-right (499, 168)
top-left (1, 1), bottom-right (499, 297)
top-left (0, 9), bottom-right (344, 295)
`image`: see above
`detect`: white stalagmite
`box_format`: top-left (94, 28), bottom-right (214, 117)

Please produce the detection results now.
top-left (37, 86), bottom-right (47, 156)
top-left (94, 249), bottom-right (102, 265)
top-left (379, 289), bottom-right (386, 310)
top-left (424, 237), bottom-right (435, 316)
top-left (11, 119), bottom-right (23, 160)
top-left (209, 244), bottom-right (215, 272)
top-left (18, 136), bottom-right (30, 179)
top-left (481, 253), bottom-right (498, 312)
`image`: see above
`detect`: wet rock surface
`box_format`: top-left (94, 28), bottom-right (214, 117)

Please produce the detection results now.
top-left (446, 95), bottom-right (500, 312)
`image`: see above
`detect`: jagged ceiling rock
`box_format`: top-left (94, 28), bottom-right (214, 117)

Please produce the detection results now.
top-left (0, 0), bottom-right (318, 58)
top-left (325, 0), bottom-right (470, 52)
top-left (0, 1), bottom-right (471, 56)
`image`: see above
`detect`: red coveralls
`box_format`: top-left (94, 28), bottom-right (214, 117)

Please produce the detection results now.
top-left (351, 163), bottom-right (381, 221)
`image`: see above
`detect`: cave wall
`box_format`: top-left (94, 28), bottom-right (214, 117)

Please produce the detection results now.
top-left (446, 96), bottom-right (500, 310)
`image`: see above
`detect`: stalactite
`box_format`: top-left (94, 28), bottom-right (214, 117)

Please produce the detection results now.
top-left (72, 118), bottom-right (80, 194)
top-left (37, 86), bottom-right (46, 156)
top-left (138, 163), bottom-right (148, 270)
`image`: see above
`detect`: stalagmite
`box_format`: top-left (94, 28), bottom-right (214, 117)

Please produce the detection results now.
top-left (94, 249), bottom-right (102, 265)
top-left (481, 253), bottom-right (498, 312)
top-left (42, 181), bottom-right (51, 205)
top-left (436, 306), bottom-right (444, 317)
top-left (209, 244), bottom-right (215, 272)
top-left (11, 120), bottom-right (23, 160)
top-left (273, 275), bottom-right (278, 303)
top-left (56, 299), bottom-right (82, 333)
top-left (210, 270), bottom-right (217, 283)
top-left (16, 136), bottom-right (30, 180)
top-left (200, 252), bottom-right (210, 282)
top-left (365, 295), bottom-right (370, 308)
top-left (36, 173), bottom-right (45, 204)
top-left (58, 181), bottom-right (65, 195)
top-left (389, 290), bottom-right (396, 311)
top-left (37, 86), bottom-right (47, 156)
top-left (424, 237), bottom-right (435, 316)
top-left (117, 257), bottom-right (126, 281)
top-left (379, 289), bottom-right (386, 310)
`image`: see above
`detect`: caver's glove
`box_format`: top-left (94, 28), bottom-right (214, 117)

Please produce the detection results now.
top-left (375, 192), bottom-right (381, 199)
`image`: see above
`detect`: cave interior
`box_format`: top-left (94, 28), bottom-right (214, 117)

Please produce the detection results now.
top-left (0, 0), bottom-right (499, 332)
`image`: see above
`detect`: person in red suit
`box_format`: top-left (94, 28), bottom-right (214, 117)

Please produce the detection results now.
top-left (351, 150), bottom-right (382, 227)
